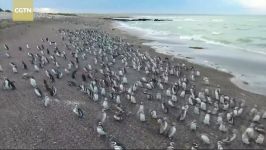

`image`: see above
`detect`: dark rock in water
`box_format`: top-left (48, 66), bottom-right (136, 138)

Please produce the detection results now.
top-left (243, 81), bottom-right (249, 85)
top-left (189, 46), bottom-right (204, 50)
top-left (0, 8), bottom-right (4, 12)
top-left (104, 17), bottom-right (172, 22)
top-left (154, 19), bottom-right (172, 21)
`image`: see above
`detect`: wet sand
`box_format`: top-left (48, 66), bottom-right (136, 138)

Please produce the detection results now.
top-left (0, 15), bottom-right (265, 149)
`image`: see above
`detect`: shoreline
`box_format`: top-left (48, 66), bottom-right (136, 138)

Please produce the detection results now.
top-left (0, 15), bottom-right (265, 149)
top-left (104, 20), bottom-right (266, 105)
top-left (113, 18), bottom-right (266, 97)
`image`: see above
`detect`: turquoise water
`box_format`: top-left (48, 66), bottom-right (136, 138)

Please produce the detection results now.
top-left (116, 15), bottom-right (266, 95)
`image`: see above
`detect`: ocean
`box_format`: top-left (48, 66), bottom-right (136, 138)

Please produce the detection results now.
top-left (115, 15), bottom-right (266, 96)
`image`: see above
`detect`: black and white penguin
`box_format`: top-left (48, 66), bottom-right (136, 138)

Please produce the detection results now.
top-left (22, 61), bottom-right (28, 70)
top-left (2, 78), bottom-right (16, 90)
top-left (73, 104), bottom-right (84, 118)
top-left (34, 87), bottom-right (43, 97)
top-left (30, 77), bottom-right (37, 88)
top-left (109, 136), bottom-right (125, 150)
top-left (158, 117), bottom-right (168, 134)
top-left (97, 122), bottom-right (107, 136)
top-left (166, 142), bottom-right (175, 150)
top-left (168, 122), bottom-right (176, 139)
top-left (44, 95), bottom-right (50, 107)
top-left (4, 43), bottom-right (9, 50)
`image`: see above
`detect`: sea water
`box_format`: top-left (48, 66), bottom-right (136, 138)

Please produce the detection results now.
top-left (115, 15), bottom-right (266, 96)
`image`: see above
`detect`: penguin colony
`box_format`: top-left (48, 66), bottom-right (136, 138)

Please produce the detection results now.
top-left (0, 27), bottom-right (265, 149)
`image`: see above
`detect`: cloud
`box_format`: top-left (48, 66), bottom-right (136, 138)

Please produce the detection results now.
top-left (34, 8), bottom-right (58, 13)
top-left (233, 0), bottom-right (266, 13)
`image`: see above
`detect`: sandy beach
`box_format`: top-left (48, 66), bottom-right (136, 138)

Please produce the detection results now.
top-left (0, 14), bottom-right (265, 149)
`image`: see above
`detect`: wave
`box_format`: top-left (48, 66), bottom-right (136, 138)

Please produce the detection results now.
top-left (211, 31), bottom-right (222, 35)
top-left (211, 19), bottom-right (224, 22)
top-left (115, 21), bottom-right (266, 56)
top-left (237, 38), bottom-right (253, 43)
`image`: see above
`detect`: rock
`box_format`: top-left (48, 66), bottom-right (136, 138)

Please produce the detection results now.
top-left (189, 46), bottom-right (204, 50)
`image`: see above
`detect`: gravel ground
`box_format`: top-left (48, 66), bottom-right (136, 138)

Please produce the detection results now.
top-left (0, 16), bottom-right (265, 149)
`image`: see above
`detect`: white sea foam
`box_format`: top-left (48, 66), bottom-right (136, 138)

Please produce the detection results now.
top-left (114, 15), bottom-right (266, 96)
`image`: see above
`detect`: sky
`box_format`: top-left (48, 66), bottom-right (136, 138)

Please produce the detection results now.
top-left (0, 0), bottom-right (266, 14)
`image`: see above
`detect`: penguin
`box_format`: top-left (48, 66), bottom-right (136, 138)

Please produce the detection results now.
top-left (253, 112), bottom-right (261, 122)
top-left (203, 111), bottom-right (210, 125)
top-left (18, 46), bottom-right (22, 51)
top-left (262, 111), bottom-right (266, 119)
top-left (217, 113), bottom-right (223, 125)
top-left (45, 70), bottom-right (55, 82)
top-left (255, 134), bottom-right (264, 144)
top-left (219, 123), bottom-right (228, 132)
top-left (191, 143), bottom-right (199, 150)
top-left (34, 64), bottom-right (40, 72)
top-left (44, 95), bottom-right (50, 107)
top-left (139, 111), bottom-right (146, 122)
top-left (194, 105), bottom-right (200, 115)
top-left (3, 78), bottom-right (16, 90)
top-left (72, 70), bottom-right (78, 79)
top-left (0, 64), bottom-right (3, 72)
top-left (130, 95), bottom-right (136, 104)
top-left (150, 110), bottom-right (158, 119)
top-left (4, 43), bottom-right (9, 50)
top-left (200, 101), bottom-right (207, 111)
top-left (102, 98), bottom-right (109, 110)
top-left (161, 102), bottom-right (169, 114)
top-left (115, 95), bottom-right (121, 104)
top-left (109, 136), bottom-right (125, 150)
top-left (201, 134), bottom-right (211, 145)
top-left (100, 109), bottom-right (107, 123)
top-left (93, 93), bottom-right (99, 101)
top-left (82, 73), bottom-right (86, 82)
top-left (10, 63), bottom-right (18, 73)
top-left (22, 61), bottom-right (28, 70)
top-left (158, 117), bottom-right (168, 134)
top-left (217, 141), bottom-right (223, 150)
top-left (137, 102), bottom-right (144, 115)
top-left (179, 105), bottom-right (189, 121)
top-left (242, 125), bottom-right (255, 144)
top-left (156, 93), bottom-right (162, 100)
top-left (190, 120), bottom-right (197, 131)
top-left (34, 87), bottom-right (43, 97)
top-left (73, 104), bottom-right (84, 118)
top-left (168, 122), bottom-right (176, 139)
top-left (166, 142), bottom-right (175, 150)
top-left (97, 122), bottom-right (107, 136)
top-left (114, 111), bottom-right (123, 121)
top-left (222, 129), bottom-right (237, 143)
top-left (30, 77), bottom-right (37, 88)
top-left (50, 86), bottom-right (57, 96)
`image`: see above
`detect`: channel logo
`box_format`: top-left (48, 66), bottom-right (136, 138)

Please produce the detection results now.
top-left (13, 0), bottom-right (34, 21)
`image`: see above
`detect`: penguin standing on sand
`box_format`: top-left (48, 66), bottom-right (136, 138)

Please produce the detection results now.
top-left (168, 122), bottom-right (176, 139)
top-left (4, 43), bottom-right (9, 50)
top-left (34, 87), bottom-right (43, 97)
top-left (2, 78), bottom-right (16, 90)
top-left (30, 77), bottom-right (37, 88)
top-left (97, 122), bottom-right (107, 136)
top-left (22, 61), bottom-right (28, 70)
top-left (158, 117), bottom-right (168, 135)
top-left (73, 104), bottom-right (84, 118)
